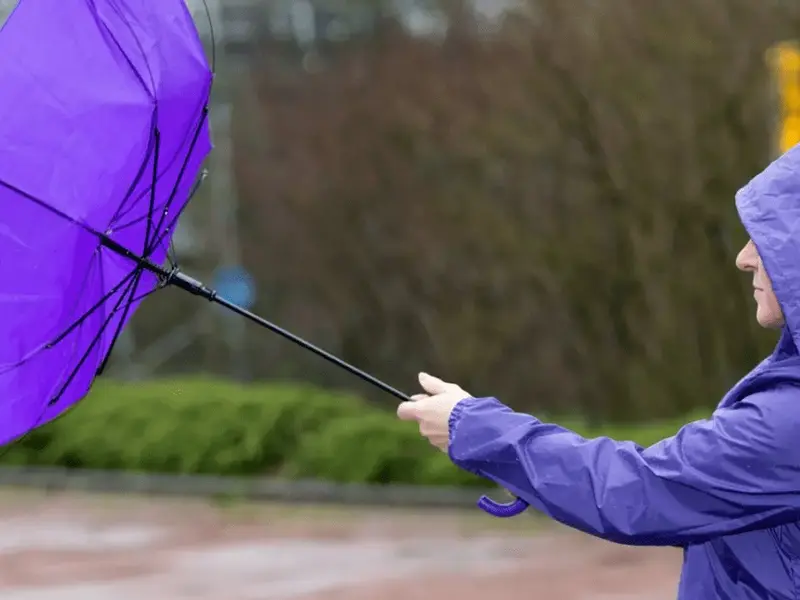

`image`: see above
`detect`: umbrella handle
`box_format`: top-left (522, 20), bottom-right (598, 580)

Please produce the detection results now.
top-left (477, 494), bottom-right (529, 518)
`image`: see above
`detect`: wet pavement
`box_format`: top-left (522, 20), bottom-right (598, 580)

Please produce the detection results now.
top-left (0, 491), bottom-right (681, 599)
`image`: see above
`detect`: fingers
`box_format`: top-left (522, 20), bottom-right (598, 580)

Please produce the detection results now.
top-left (418, 372), bottom-right (452, 395)
top-left (397, 400), bottom-right (420, 421)
top-left (398, 392), bottom-right (429, 421)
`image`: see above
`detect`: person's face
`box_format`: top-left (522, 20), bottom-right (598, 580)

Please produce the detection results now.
top-left (736, 239), bottom-right (785, 329)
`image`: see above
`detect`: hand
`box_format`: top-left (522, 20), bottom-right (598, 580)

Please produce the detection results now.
top-left (397, 372), bottom-right (471, 451)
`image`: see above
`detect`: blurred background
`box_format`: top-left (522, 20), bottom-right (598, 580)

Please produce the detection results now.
top-left (107, 0), bottom-right (798, 422)
top-left (1, 0), bottom-right (800, 598)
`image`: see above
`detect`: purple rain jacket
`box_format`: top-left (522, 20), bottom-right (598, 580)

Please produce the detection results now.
top-left (448, 145), bottom-right (800, 600)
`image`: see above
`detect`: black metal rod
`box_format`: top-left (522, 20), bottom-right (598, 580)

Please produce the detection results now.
top-left (98, 234), bottom-right (411, 402)
top-left (175, 272), bottom-right (412, 402)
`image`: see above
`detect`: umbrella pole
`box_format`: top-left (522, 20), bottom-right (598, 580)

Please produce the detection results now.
top-left (98, 234), bottom-right (411, 402)
top-left (176, 271), bottom-right (413, 402)
top-left (168, 271), bottom-right (528, 517)
top-left (99, 233), bottom-right (530, 519)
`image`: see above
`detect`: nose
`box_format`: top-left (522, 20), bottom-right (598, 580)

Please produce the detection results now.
top-left (736, 239), bottom-right (758, 272)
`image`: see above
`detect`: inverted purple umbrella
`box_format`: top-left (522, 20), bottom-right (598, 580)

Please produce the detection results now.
top-left (0, 0), bottom-right (528, 518)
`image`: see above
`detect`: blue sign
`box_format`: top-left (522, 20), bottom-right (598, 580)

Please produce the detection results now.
top-left (212, 265), bottom-right (256, 310)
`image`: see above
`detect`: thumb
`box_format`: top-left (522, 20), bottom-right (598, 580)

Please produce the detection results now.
top-left (418, 372), bottom-right (452, 395)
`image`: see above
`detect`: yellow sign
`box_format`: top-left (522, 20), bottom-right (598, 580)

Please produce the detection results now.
top-left (768, 41), bottom-right (800, 155)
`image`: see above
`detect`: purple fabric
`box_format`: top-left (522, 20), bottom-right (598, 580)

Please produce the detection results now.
top-left (448, 143), bottom-right (800, 599)
top-left (0, 0), bottom-right (211, 444)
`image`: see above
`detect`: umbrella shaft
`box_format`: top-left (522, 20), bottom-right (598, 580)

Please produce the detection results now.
top-left (98, 234), bottom-right (411, 403)
top-left (210, 292), bottom-right (411, 403)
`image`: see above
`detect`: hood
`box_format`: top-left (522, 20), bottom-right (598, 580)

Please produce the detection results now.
top-left (736, 145), bottom-right (800, 354)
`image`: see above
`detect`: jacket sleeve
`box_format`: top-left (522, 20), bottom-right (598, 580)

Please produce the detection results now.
top-left (447, 389), bottom-right (800, 546)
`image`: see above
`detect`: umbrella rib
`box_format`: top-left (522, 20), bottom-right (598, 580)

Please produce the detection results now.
top-left (47, 267), bottom-right (142, 407)
top-left (106, 113), bottom-right (158, 229)
top-left (115, 167), bottom-right (207, 272)
top-left (146, 106), bottom-right (209, 255)
top-left (1, 268), bottom-right (140, 443)
top-left (0, 177), bottom-right (96, 235)
top-left (150, 169), bottom-right (207, 260)
top-left (95, 267), bottom-right (147, 377)
top-left (143, 125), bottom-right (160, 255)
top-left (121, 277), bottom-right (170, 306)
top-left (110, 103), bottom-right (210, 248)
top-left (199, 0), bottom-right (218, 75)
top-left (108, 100), bottom-right (208, 231)
top-left (95, 0), bottom-right (155, 98)
top-left (55, 248), bottom-right (102, 344)
top-left (107, 141), bottom-right (181, 228)
top-left (46, 268), bottom-right (139, 350)
top-left (0, 273), bottom-right (144, 454)
top-left (0, 173), bottom-right (178, 281)
top-left (0, 114), bottom-right (156, 239)
top-left (91, 0), bottom-right (160, 230)
top-left (99, 0), bottom-right (213, 237)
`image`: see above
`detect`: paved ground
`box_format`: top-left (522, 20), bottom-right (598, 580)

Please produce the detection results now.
top-left (0, 490), bottom-right (681, 599)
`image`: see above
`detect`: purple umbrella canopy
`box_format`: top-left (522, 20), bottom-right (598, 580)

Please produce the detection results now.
top-left (0, 0), bottom-right (526, 519)
top-left (0, 0), bottom-right (212, 443)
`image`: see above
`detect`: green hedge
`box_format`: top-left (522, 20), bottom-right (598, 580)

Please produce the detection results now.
top-left (2, 378), bottom-right (698, 487)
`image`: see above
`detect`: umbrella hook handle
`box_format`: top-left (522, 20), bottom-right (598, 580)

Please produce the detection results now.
top-left (477, 493), bottom-right (529, 518)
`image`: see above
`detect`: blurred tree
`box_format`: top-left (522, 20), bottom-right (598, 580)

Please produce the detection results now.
top-left (232, 0), bottom-right (800, 422)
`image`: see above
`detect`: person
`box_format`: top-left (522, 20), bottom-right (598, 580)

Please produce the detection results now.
top-left (397, 144), bottom-right (800, 600)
